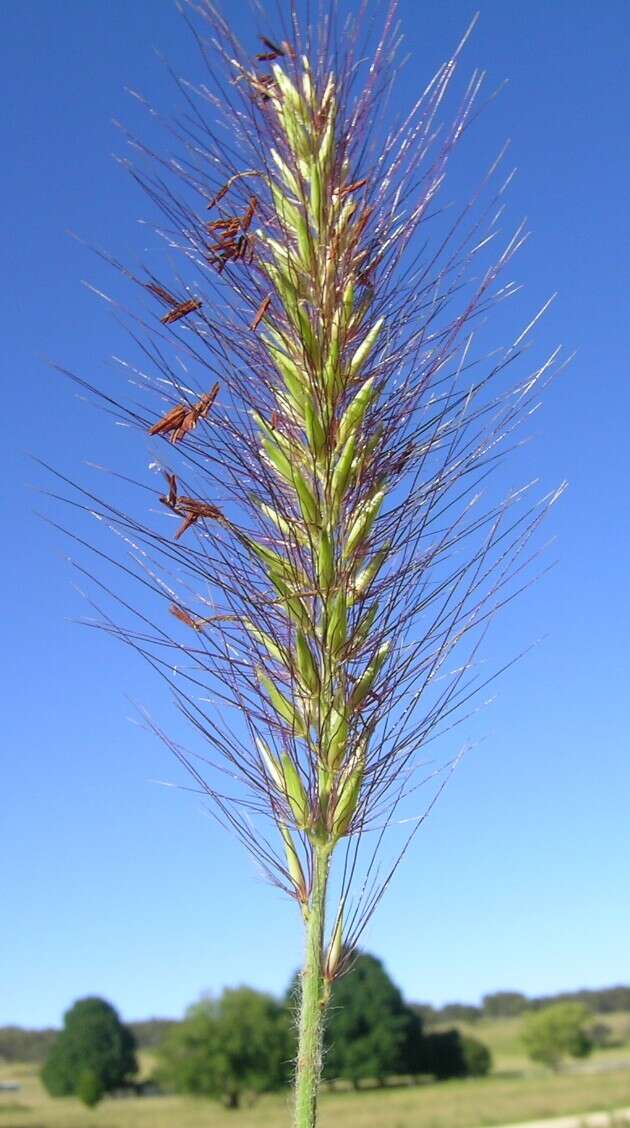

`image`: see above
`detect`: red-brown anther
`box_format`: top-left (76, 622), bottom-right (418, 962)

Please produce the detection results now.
top-left (159, 471), bottom-right (178, 509)
top-left (171, 385), bottom-right (220, 443)
top-left (161, 298), bottom-right (202, 325)
top-left (170, 603), bottom-right (202, 629)
top-left (208, 214), bottom-right (256, 267)
top-left (270, 410), bottom-right (282, 430)
top-left (241, 197), bottom-right (258, 231)
top-left (256, 50), bottom-right (282, 62)
top-left (209, 235), bottom-right (237, 256)
top-left (198, 383), bottom-right (220, 416)
top-left (150, 385), bottom-right (219, 443)
top-left (150, 406), bottom-right (188, 439)
top-left (207, 184), bottom-right (230, 209)
top-left (250, 294), bottom-right (272, 332)
top-left (207, 218), bottom-right (240, 234)
top-left (338, 178), bottom-right (368, 199)
top-left (174, 498), bottom-right (223, 540)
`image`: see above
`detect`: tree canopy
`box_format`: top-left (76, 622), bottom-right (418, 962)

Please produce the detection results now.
top-left (41, 997), bottom-right (137, 1097)
top-left (157, 987), bottom-right (290, 1108)
top-left (522, 1002), bottom-right (593, 1070)
top-left (322, 954), bottom-right (418, 1086)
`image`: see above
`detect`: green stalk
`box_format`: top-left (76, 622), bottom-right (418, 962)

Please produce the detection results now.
top-left (294, 845), bottom-right (331, 1128)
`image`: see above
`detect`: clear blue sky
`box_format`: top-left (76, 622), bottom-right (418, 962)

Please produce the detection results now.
top-left (2, 0), bottom-right (629, 1029)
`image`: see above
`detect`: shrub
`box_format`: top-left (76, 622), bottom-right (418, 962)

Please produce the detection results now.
top-left (420, 1030), bottom-right (467, 1080)
top-left (461, 1035), bottom-right (492, 1076)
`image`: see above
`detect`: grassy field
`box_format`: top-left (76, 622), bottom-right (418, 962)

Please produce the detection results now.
top-left (453, 1012), bottom-right (630, 1076)
top-left (2, 1015), bottom-right (630, 1128)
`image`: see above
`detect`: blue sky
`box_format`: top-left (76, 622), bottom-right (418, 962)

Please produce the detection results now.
top-left (2, 0), bottom-right (629, 1029)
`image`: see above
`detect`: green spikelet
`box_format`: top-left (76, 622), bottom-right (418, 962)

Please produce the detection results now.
top-left (293, 470), bottom-right (319, 526)
top-left (266, 341), bottom-right (307, 413)
top-left (326, 589), bottom-right (347, 653)
top-left (281, 752), bottom-right (310, 828)
top-left (331, 763), bottom-right (363, 839)
top-left (337, 377), bottom-right (376, 447)
top-left (271, 147), bottom-right (302, 197)
top-left (279, 822), bottom-right (308, 903)
top-left (262, 434), bottom-right (294, 481)
top-left (310, 160), bottom-right (322, 229)
top-left (257, 501), bottom-right (307, 545)
top-left (243, 619), bottom-right (286, 666)
top-left (267, 572), bottom-right (311, 633)
top-left (350, 641), bottom-right (391, 708)
top-left (324, 309), bottom-right (342, 396)
top-left (296, 631), bottom-right (319, 693)
top-left (348, 317), bottom-right (385, 378)
top-left (304, 397), bottom-right (327, 456)
top-left (318, 104), bottom-right (336, 173)
top-left (256, 735), bottom-right (284, 790)
top-left (325, 702), bottom-right (348, 770)
top-left (353, 543), bottom-right (390, 597)
top-left (331, 433), bottom-right (356, 508)
top-left (325, 909), bottom-right (344, 979)
top-left (346, 489), bottom-right (385, 555)
top-left (342, 280), bottom-right (354, 327)
top-left (258, 670), bottom-right (308, 738)
top-left (247, 538), bottom-right (308, 595)
top-left (317, 529), bottom-right (334, 591)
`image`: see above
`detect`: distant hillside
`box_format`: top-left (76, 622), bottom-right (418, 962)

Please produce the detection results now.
top-left (0, 1017), bottom-right (176, 1064)
top-left (129, 1018), bottom-right (178, 1048)
top-left (3, 985), bottom-right (630, 1064)
top-left (413, 986), bottom-right (630, 1026)
top-left (0, 1026), bottom-right (57, 1063)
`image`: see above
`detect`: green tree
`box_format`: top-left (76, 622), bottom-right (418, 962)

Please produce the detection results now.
top-left (522, 1003), bottom-right (593, 1070)
top-left (322, 954), bottom-right (416, 1087)
top-left (157, 988), bottom-right (290, 1108)
top-left (41, 997), bottom-right (137, 1098)
top-left (461, 1035), bottom-right (492, 1077)
top-left (77, 1069), bottom-right (104, 1108)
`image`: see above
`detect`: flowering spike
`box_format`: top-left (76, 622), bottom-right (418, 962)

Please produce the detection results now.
top-left (60, 8), bottom-right (564, 1124)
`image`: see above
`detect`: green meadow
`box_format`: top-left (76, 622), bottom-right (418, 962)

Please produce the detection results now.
top-left (2, 1014), bottom-right (630, 1128)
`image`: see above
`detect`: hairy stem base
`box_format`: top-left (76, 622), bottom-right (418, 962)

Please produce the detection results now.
top-left (294, 846), bottom-right (330, 1128)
